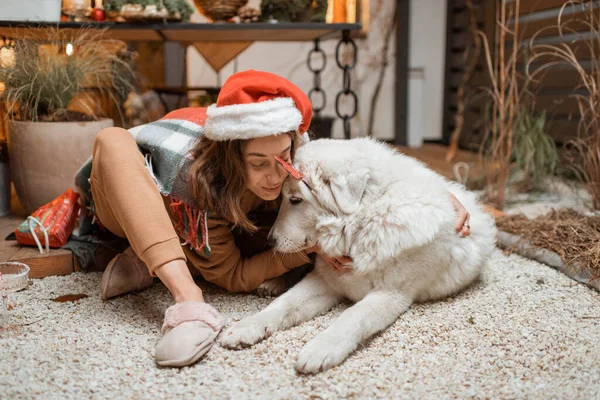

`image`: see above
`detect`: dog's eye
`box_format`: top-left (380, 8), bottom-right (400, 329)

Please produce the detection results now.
top-left (289, 196), bottom-right (303, 205)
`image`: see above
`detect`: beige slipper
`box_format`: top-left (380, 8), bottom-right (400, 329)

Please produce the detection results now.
top-left (100, 247), bottom-right (154, 301)
top-left (155, 302), bottom-right (224, 367)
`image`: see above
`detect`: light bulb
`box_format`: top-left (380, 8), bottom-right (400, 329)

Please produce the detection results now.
top-left (0, 47), bottom-right (15, 67)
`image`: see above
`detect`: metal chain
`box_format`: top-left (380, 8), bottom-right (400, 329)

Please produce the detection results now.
top-left (335, 30), bottom-right (358, 139)
top-left (307, 39), bottom-right (327, 118)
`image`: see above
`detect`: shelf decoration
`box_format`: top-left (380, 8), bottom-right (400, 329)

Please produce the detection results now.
top-left (192, 0), bottom-right (247, 22)
top-left (103, 0), bottom-right (194, 22)
top-left (261, 0), bottom-right (327, 23)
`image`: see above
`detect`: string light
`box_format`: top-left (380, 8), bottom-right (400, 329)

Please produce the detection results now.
top-left (65, 43), bottom-right (74, 56)
top-left (0, 37), bottom-right (15, 68)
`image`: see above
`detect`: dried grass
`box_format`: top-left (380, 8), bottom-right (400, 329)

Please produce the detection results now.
top-left (497, 209), bottom-right (600, 280)
top-left (477, 0), bottom-right (523, 209)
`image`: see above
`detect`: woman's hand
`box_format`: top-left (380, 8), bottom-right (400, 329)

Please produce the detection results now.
top-left (306, 244), bottom-right (353, 272)
top-left (448, 192), bottom-right (471, 237)
top-left (321, 253), bottom-right (353, 272)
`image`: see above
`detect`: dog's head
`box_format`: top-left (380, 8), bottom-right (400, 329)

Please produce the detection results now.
top-left (269, 141), bottom-right (370, 255)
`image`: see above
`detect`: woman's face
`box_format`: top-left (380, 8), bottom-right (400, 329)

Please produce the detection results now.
top-left (243, 134), bottom-right (292, 201)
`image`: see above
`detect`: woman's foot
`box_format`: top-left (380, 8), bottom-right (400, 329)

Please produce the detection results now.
top-left (151, 259), bottom-right (221, 367)
top-left (155, 302), bottom-right (224, 367)
top-left (100, 247), bottom-right (154, 300)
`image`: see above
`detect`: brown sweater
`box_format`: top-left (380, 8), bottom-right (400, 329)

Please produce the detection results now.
top-left (164, 191), bottom-right (310, 293)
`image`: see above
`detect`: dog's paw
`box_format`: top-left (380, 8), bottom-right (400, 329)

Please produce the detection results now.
top-left (255, 277), bottom-right (287, 298)
top-left (295, 337), bottom-right (352, 374)
top-left (218, 318), bottom-right (271, 350)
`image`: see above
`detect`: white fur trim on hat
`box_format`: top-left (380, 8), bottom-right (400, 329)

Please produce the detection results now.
top-left (204, 97), bottom-right (303, 141)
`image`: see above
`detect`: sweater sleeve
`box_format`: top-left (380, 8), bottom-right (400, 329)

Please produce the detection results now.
top-left (183, 215), bottom-right (311, 293)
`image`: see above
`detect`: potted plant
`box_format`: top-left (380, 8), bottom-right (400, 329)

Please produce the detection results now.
top-left (0, 30), bottom-right (136, 214)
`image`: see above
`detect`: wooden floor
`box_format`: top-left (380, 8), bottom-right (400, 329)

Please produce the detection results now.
top-left (397, 143), bottom-right (487, 181)
top-left (0, 143), bottom-right (489, 278)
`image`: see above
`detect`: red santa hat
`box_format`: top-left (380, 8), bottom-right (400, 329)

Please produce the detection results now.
top-left (203, 70), bottom-right (312, 142)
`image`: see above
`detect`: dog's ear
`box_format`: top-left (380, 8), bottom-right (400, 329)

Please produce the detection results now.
top-left (329, 168), bottom-right (370, 214)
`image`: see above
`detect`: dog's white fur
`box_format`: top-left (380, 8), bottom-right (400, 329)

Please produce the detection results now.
top-left (219, 138), bottom-right (497, 374)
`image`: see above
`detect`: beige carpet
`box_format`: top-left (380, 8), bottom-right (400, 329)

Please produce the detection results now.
top-left (1, 249), bottom-right (599, 399)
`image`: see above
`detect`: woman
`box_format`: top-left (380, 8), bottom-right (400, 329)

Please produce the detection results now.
top-left (79, 70), bottom-right (471, 368)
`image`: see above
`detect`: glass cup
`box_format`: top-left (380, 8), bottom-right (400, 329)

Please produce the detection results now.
top-left (0, 262), bottom-right (30, 318)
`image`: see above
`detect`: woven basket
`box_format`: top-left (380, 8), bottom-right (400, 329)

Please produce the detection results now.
top-left (193, 0), bottom-right (247, 22)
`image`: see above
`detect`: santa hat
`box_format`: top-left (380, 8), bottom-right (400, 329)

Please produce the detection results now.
top-left (203, 70), bottom-right (312, 142)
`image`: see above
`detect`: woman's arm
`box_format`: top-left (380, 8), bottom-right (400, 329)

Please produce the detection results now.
top-left (448, 192), bottom-right (471, 237)
top-left (185, 216), bottom-right (310, 293)
top-left (189, 191), bottom-right (474, 286)
top-left (154, 259), bottom-right (205, 303)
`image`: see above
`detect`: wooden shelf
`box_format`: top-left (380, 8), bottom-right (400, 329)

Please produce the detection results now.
top-left (0, 21), bottom-right (362, 43)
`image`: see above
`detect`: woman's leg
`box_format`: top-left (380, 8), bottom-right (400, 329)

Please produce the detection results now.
top-left (91, 127), bottom-right (223, 368)
top-left (90, 127), bottom-right (202, 302)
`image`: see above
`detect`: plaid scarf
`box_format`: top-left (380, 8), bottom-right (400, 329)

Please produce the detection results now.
top-left (75, 108), bottom-right (211, 256)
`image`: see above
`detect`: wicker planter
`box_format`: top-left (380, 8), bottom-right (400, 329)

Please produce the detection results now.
top-left (193, 0), bottom-right (246, 22)
top-left (7, 119), bottom-right (113, 214)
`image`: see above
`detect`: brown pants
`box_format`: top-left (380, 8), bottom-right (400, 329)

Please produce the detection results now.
top-left (90, 128), bottom-right (186, 275)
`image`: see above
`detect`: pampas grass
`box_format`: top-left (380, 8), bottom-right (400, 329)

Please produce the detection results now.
top-left (0, 28), bottom-right (136, 122)
top-left (477, 0), bottom-right (523, 209)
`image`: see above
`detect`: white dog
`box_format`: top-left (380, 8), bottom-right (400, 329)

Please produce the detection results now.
top-left (219, 138), bottom-right (497, 374)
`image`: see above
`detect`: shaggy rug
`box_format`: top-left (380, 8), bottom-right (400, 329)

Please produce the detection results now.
top-left (1, 249), bottom-right (599, 399)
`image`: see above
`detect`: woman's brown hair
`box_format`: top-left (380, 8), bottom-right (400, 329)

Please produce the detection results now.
top-left (187, 132), bottom-right (299, 232)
